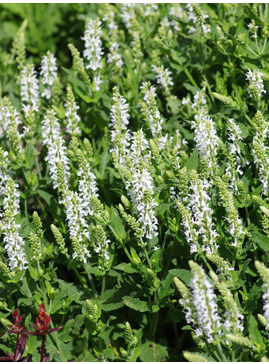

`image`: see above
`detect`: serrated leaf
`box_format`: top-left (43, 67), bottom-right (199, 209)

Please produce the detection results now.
top-left (50, 293), bottom-right (65, 315)
top-left (186, 149), bottom-right (198, 171)
top-left (57, 279), bottom-right (82, 301)
top-left (159, 273), bottom-right (174, 302)
top-left (248, 314), bottom-right (265, 351)
top-left (110, 206), bottom-right (126, 241)
top-left (37, 189), bottom-right (53, 206)
top-left (251, 231), bottom-right (269, 252)
top-left (123, 296), bottom-right (149, 312)
top-left (169, 269), bottom-right (192, 286)
top-left (7, 269), bottom-right (25, 283)
top-left (17, 297), bottom-right (34, 307)
top-left (100, 288), bottom-right (125, 311)
top-left (28, 265), bottom-right (38, 281)
top-left (139, 340), bottom-right (168, 362)
top-left (113, 263), bottom-right (138, 274)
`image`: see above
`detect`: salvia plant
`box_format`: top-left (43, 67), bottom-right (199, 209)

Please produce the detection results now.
top-left (1, 2), bottom-right (269, 362)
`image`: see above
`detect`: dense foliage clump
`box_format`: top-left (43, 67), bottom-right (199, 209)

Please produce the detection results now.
top-left (1, 3), bottom-right (269, 361)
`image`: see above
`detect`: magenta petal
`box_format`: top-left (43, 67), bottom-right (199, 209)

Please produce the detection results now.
top-left (22, 354), bottom-right (33, 362)
top-left (42, 353), bottom-right (50, 362)
top-left (15, 334), bottom-right (27, 361)
top-left (5, 352), bottom-right (14, 361)
top-left (0, 356), bottom-right (12, 362)
top-left (49, 325), bottom-right (64, 333)
top-left (29, 322), bottom-right (39, 330)
top-left (23, 330), bottom-right (39, 336)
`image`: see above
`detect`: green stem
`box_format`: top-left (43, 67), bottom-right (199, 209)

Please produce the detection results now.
top-left (143, 248), bottom-right (152, 269)
top-left (184, 68), bottom-right (198, 88)
top-left (101, 276), bottom-right (106, 296)
top-left (21, 277), bottom-right (32, 298)
top-left (261, 38), bottom-right (267, 55)
top-left (245, 206), bottom-right (251, 226)
top-left (123, 245), bottom-right (132, 263)
top-left (244, 113), bottom-right (253, 125)
top-left (162, 240), bottom-right (175, 279)
top-left (50, 318), bottom-right (66, 361)
top-left (35, 155), bottom-right (42, 179)
top-left (246, 45), bottom-right (258, 57)
top-left (36, 196), bottom-right (47, 218)
top-left (84, 263), bottom-right (98, 299)
top-left (149, 290), bottom-right (160, 340)
top-left (216, 342), bottom-right (227, 362)
top-left (255, 36), bottom-right (260, 55)
top-left (24, 199), bottom-right (29, 223)
top-left (201, 254), bottom-right (214, 273)
top-left (73, 267), bottom-right (87, 288)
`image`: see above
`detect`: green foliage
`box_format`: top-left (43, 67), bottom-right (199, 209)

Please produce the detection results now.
top-left (1, 3), bottom-right (269, 362)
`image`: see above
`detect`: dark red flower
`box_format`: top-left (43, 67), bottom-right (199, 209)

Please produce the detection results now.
top-left (25, 304), bottom-right (63, 336)
top-left (7, 310), bottom-right (24, 334)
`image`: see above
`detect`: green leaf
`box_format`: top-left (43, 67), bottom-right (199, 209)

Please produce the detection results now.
top-left (98, 149), bottom-right (110, 179)
top-left (28, 265), bottom-right (39, 281)
top-left (251, 231), bottom-right (269, 252)
top-left (50, 293), bottom-right (64, 314)
top-left (109, 206), bottom-right (126, 241)
top-left (7, 269), bottom-right (25, 283)
top-left (113, 263), bottom-right (138, 274)
top-left (37, 189), bottom-right (53, 205)
top-left (169, 269), bottom-right (192, 286)
top-left (182, 325), bottom-right (194, 331)
top-left (248, 315), bottom-right (265, 351)
top-left (0, 343), bottom-right (12, 354)
top-left (186, 149), bottom-right (198, 172)
top-left (57, 279), bottom-right (82, 301)
top-left (123, 296), bottom-right (149, 312)
top-left (139, 340), bottom-right (168, 362)
top-left (17, 297), bottom-right (34, 307)
top-left (100, 288), bottom-right (125, 311)
top-left (130, 247), bottom-right (141, 265)
top-left (159, 273), bottom-right (174, 302)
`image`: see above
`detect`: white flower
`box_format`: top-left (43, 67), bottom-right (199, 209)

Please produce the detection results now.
top-left (248, 21), bottom-right (259, 39)
top-left (168, 4), bottom-right (183, 31)
top-left (0, 148), bottom-right (12, 195)
top-left (129, 166), bottom-right (158, 240)
top-left (77, 162), bottom-right (99, 217)
top-left (82, 18), bottom-right (103, 71)
top-left (110, 87), bottom-right (131, 165)
top-left (188, 175), bottom-right (218, 254)
top-left (120, 3), bottom-right (136, 29)
top-left (246, 69), bottom-right (266, 100)
top-left (192, 112), bottom-right (219, 172)
top-left (41, 110), bottom-right (70, 189)
top-left (107, 41), bottom-right (123, 69)
top-left (252, 134), bottom-right (269, 196)
top-left (110, 90), bottom-right (158, 243)
top-left (186, 3), bottom-right (210, 36)
top-left (2, 179), bottom-right (28, 271)
top-left (140, 82), bottom-right (164, 138)
top-left (191, 264), bottom-right (221, 343)
top-left (65, 90), bottom-right (81, 137)
top-left (152, 65), bottom-right (174, 94)
top-left (263, 289), bottom-right (269, 330)
top-left (225, 118), bottom-right (247, 191)
top-left (0, 98), bottom-right (23, 152)
top-left (20, 65), bottom-right (39, 114)
top-left (40, 51), bottom-right (58, 99)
